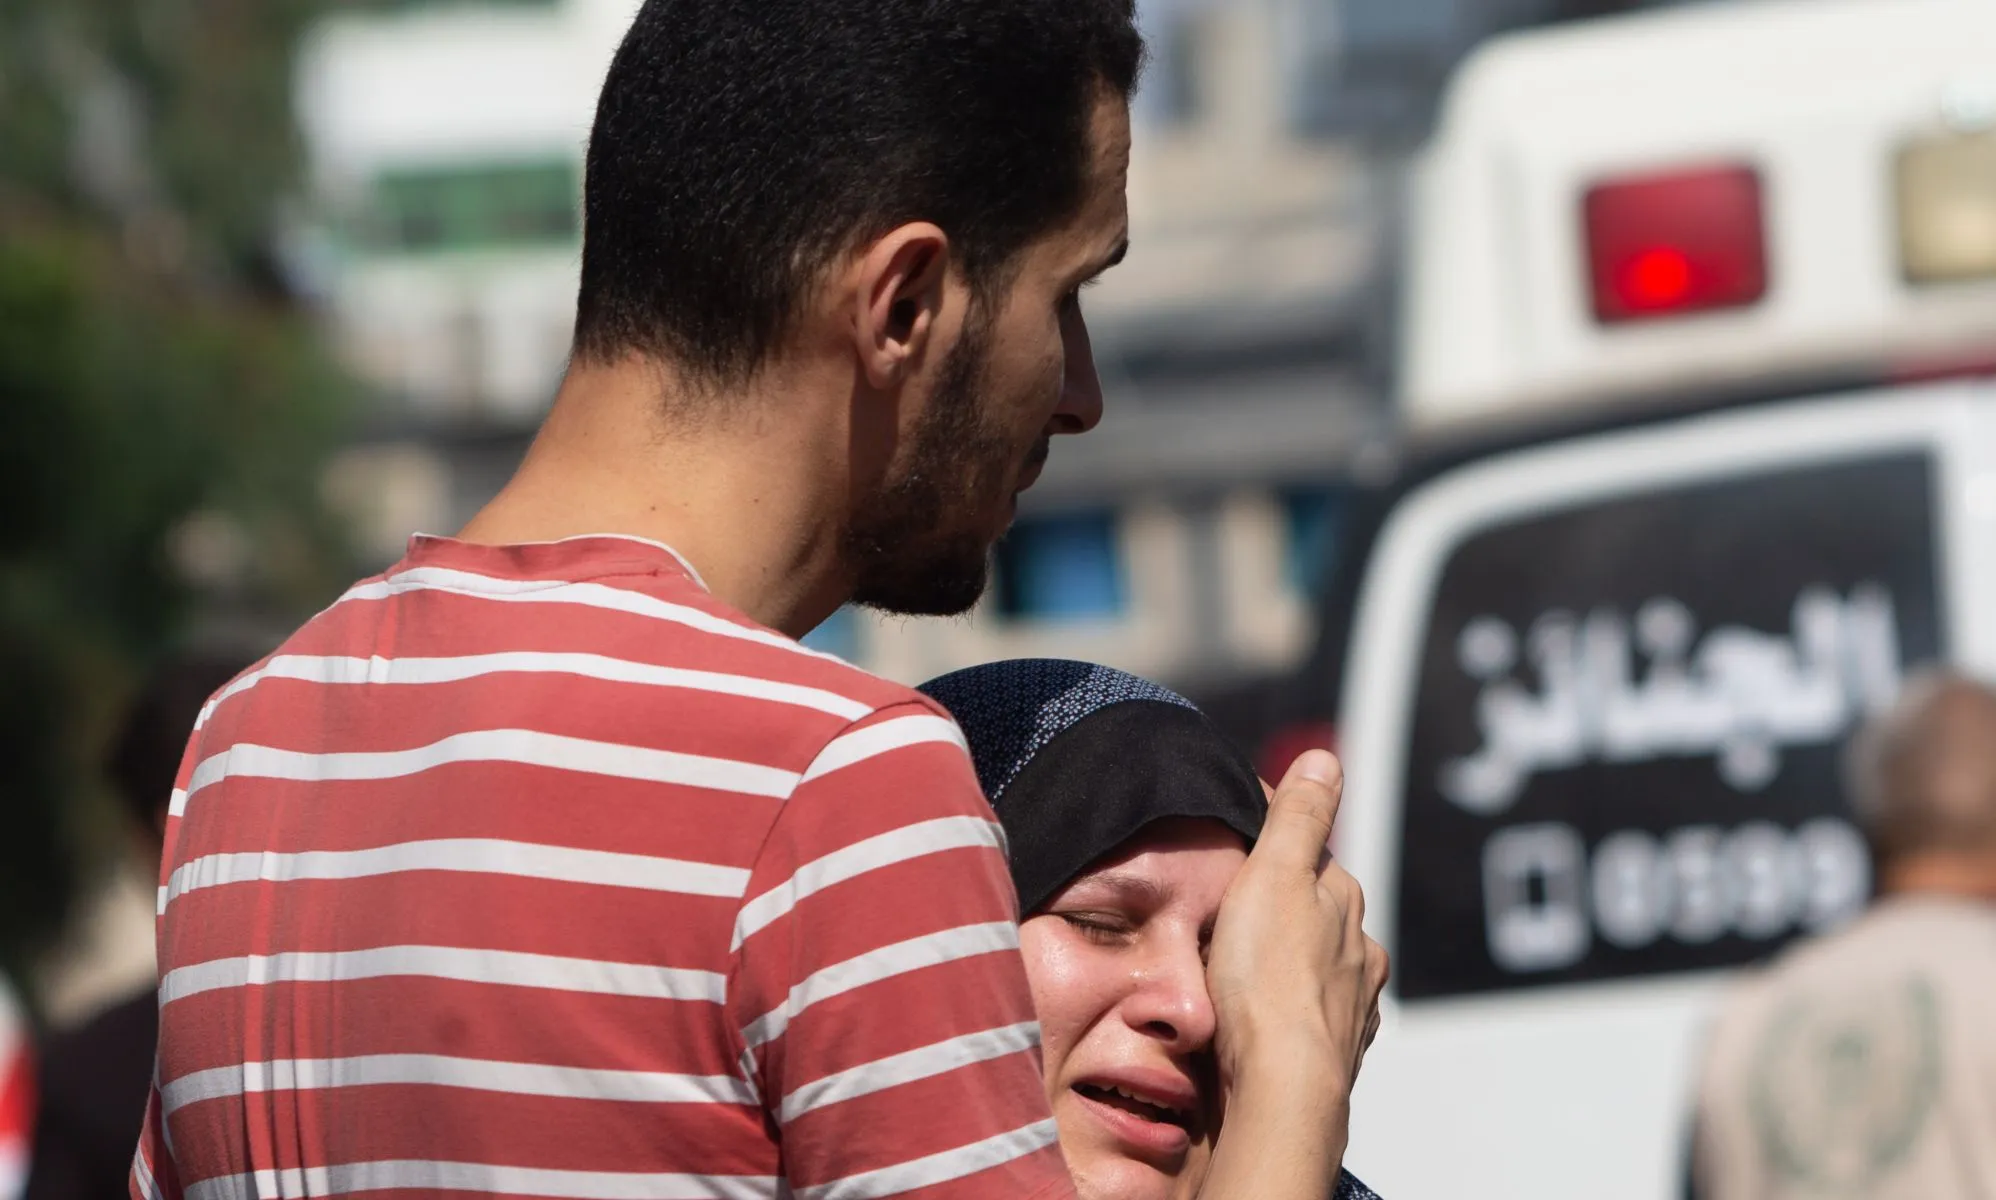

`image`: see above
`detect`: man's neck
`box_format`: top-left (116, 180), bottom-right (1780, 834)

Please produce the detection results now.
top-left (456, 356), bottom-right (855, 637)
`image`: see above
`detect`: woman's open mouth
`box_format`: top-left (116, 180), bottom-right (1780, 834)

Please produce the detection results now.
top-left (1072, 1079), bottom-right (1196, 1157)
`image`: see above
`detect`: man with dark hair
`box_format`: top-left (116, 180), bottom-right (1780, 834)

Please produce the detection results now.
top-left (131, 6), bottom-right (1384, 1200)
top-left (525, 0), bottom-right (1145, 625)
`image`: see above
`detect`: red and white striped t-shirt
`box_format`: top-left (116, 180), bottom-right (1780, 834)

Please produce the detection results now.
top-left (129, 535), bottom-right (1074, 1200)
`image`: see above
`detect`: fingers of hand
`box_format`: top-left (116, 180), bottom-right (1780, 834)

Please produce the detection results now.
top-left (1354, 939), bottom-right (1389, 1076)
top-left (1314, 860), bottom-right (1368, 939)
top-left (1254, 749), bottom-right (1345, 875)
top-left (1358, 1006), bottom-right (1383, 1077)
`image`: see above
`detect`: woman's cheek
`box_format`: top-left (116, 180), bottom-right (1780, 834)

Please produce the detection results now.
top-left (1019, 919), bottom-right (1101, 1078)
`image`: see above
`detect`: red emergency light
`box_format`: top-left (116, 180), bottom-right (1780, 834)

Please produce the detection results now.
top-left (1583, 164), bottom-right (1767, 324)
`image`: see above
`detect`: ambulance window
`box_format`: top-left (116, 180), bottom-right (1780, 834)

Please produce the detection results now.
top-left (1394, 452), bottom-right (1943, 1000)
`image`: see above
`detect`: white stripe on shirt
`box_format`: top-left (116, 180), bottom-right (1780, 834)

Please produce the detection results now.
top-left (195, 652), bottom-right (870, 732)
top-left (160, 1054), bottom-right (754, 1116)
top-left (152, 1065), bottom-right (179, 1163)
top-left (776, 1022), bottom-right (1041, 1123)
top-left (159, 946), bottom-right (726, 1007)
top-left (741, 922), bottom-right (1019, 1049)
top-left (794, 1119), bottom-right (1061, 1200)
top-left (732, 818), bottom-right (1003, 950)
top-left (162, 839), bottom-right (752, 916)
top-left (184, 1161), bottom-right (779, 1200)
top-left (183, 729), bottom-right (798, 802)
top-left (799, 716), bottom-right (967, 784)
top-left (129, 1140), bottom-right (164, 1200)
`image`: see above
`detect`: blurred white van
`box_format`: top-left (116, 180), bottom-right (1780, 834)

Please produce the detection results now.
top-left (1399, 0), bottom-right (1996, 433)
top-left (1331, 2), bottom-right (1996, 1197)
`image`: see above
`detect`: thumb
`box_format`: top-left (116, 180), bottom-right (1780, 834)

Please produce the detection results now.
top-left (1251, 749), bottom-right (1344, 875)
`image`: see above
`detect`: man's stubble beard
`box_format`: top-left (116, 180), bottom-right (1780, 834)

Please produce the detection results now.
top-left (844, 299), bottom-right (1020, 618)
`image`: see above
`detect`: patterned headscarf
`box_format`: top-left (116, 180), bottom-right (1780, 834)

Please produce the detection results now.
top-left (919, 659), bottom-right (1264, 916)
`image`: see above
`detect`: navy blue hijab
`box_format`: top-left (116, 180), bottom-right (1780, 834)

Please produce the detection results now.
top-left (919, 658), bottom-right (1264, 913)
top-left (918, 659), bottom-right (1381, 1200)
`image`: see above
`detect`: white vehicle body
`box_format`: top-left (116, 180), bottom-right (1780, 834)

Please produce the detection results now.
top-left (1401, 0), bottom-right (1996, 433)
top-left (1336, 1), bottom-right (1996, 1196)
top-left (1339, 384), bottom-right (1996, 1199)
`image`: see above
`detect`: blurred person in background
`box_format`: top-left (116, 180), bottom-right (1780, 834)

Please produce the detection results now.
top-left (26, 651), bottom-right (250, 1200)
top-left (132, 4), bottom-right (1384, 1200)
top-left (921, 660), bottom-right (1387, 1200)
top-left (1691, 670), bottom-right (1996, 1200)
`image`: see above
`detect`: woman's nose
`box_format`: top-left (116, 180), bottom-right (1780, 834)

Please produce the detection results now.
top-left (1122, 947), bottom-right (1218, 1051)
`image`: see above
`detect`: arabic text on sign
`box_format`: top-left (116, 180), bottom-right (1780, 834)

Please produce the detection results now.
top-left (1441, 584), bottom-right (1903, 816)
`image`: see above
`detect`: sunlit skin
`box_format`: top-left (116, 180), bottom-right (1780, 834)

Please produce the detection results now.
top-left (1019, 818), bottom-right (1250, 1200)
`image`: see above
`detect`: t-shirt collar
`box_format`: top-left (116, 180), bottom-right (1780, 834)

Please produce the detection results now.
top-left (398, 532), bottom-right (710, 591)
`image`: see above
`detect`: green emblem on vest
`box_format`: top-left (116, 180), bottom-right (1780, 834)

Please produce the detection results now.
top-left (1748, 973), bottom-right (1941, 1194)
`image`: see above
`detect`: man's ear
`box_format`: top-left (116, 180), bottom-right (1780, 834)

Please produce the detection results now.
top-left (853, 222), bottom-right (950, 390)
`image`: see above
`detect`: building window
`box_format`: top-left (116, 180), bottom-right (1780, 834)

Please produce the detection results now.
top-left (365, 159), bottom-right (578, 254)
top-left (995, 511), bottom-right (1127, 621)
top-left (1282, 487), bottom-right (1348, 595)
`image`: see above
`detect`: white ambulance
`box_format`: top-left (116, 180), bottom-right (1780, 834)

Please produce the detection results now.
top-left (1330, 1), bottom-right (1996, 1196)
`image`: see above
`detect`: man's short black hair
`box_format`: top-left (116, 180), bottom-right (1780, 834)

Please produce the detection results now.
top-left (572, 0), bottom-right (1143, 386)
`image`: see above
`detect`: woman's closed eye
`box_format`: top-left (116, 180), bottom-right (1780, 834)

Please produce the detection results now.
top-left (1055, 910), bottom-right (1139, 945)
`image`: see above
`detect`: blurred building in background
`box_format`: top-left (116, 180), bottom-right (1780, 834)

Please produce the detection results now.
top-left (296, 0), bottom-right (623, 426)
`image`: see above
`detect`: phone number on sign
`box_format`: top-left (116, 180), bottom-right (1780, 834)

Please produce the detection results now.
top-left (1481, 818), bottom-right (1870, 974)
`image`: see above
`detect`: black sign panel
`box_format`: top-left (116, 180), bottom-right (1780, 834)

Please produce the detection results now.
top-left (1395, 452), bottom-right (1943, 1000)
